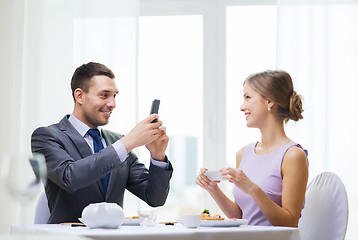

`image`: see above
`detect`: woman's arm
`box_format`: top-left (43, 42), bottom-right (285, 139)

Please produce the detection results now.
top-left (221, 146), bottom-right (308, 227)
top-left (195, 145), bottom-right (247, 219)
top-left (206, 184), bottom-right (242, 219)
top-left (205, 146), bottom-right (249, 218)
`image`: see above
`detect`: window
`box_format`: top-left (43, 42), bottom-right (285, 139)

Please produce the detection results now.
top-left (137, 15), bottom-right (203, 218)
top-left (226, 5), bottom-right (277, 166)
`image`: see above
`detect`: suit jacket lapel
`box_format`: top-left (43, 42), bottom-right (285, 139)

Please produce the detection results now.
top-left (58, 115), bottom-right (92, 158)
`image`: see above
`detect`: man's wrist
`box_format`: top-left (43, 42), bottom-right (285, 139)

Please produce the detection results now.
top-left (120, 136), bottom-right (135, 153)
top-left (151, 154), bottom-right (166, 162)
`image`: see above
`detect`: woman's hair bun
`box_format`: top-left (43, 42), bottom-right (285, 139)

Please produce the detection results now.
top-left (288, 90), bottom-right (304, 122)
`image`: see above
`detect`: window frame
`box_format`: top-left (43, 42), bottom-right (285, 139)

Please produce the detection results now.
top-left (139, 0), bottom-right (276, 170)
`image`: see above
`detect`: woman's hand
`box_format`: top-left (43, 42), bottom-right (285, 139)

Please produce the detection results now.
top-left (195, 168), bottom-right (220, 192)
top-left (220, 168), bottom-right (257, 195)
top-left (196, 168), bottom-right (243, 219)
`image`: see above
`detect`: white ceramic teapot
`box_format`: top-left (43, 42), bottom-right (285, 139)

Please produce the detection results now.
top-left (79, 202), bottom-right (124, 229)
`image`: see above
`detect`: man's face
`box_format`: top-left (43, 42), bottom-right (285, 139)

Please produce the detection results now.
top-left (80, 75), bottom-right (118, 128)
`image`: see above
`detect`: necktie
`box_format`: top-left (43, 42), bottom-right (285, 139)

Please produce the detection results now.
top-left (87, 128), bottom-right (110, 197)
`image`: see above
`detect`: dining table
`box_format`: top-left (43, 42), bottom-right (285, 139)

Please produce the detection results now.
top-left (10, 222), bottom-right (302, 240)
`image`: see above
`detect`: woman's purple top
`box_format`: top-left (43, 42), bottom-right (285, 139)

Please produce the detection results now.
top-left (232, 141), bottom-right (308, 226)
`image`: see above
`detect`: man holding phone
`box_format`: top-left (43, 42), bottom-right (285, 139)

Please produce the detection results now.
top-left (31, 62), bottom-right (173, 224)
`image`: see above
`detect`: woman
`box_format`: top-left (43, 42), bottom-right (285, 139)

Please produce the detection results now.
top-left (196, 70), bottom-right (308, 227)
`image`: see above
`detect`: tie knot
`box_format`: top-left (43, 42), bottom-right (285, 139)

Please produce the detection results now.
top-left (87, 128), bottom-right (101, 140)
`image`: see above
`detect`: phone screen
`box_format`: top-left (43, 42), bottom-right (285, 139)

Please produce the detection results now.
top-left (150, 99), bottom-right (160, 114)
top-left (150, 99), bottom-right (160, 122)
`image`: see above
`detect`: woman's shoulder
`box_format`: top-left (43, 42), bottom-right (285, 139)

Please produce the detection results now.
top-left (286, 144), bottom-right (307, 158)
top-left (281, 144), bottom-right (309, 183)
top-left (236, 143), bottom-right (256, 167)
top-left (283, 144), bottom-right (308, 168)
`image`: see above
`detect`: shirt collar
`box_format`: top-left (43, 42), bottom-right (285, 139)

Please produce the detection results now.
top-left (69, 114), bottom-right (102, 137)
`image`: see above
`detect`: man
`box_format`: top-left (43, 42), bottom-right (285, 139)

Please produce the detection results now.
top-left (31, 62), bottom-right (173, 224)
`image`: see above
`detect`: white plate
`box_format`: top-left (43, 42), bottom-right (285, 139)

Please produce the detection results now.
top-left (123, 218), bottom-right (140, 226)
top-left (200, 219), bottom-right (248, 227)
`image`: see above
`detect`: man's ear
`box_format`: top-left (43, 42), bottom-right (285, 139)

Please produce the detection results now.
top-left (74, 88), bottom-right (84, 105)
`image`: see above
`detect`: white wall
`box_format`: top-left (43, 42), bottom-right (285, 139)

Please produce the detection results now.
top-left (0, 0), bottom-right (26, 233)
top-left (0, 0), bottom-right (72, 232)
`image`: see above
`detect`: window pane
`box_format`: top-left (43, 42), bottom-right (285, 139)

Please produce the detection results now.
top-left (226, 6), bottom-right (277, 166)
top-left (138, 15), bottom-right (203, 219)
top-left (73, 17), bottom-right (137, 133)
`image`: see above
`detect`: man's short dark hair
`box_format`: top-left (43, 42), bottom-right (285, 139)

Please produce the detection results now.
top-left (70, 62), bottom-right (115, 100)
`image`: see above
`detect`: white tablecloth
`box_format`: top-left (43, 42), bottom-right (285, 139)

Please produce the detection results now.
top-left (10, 224), bottom-right (301, 240)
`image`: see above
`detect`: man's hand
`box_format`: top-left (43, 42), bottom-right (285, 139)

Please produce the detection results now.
top-left (145, 124), bottom-right (169, 161)
top-left (120, 114), bottom-right (168, 160)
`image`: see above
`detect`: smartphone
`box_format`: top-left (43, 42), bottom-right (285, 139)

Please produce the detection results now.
top-left (150, 99), bottom-right (160, 123)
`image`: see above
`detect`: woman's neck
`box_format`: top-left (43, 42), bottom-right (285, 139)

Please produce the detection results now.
top-left (256, 121), bottom-right (290, 154)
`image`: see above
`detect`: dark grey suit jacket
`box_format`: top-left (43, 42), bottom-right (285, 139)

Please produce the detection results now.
top-left (31, 115), bottom-right (173, 224)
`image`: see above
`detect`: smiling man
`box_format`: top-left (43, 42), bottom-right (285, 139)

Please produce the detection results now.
top-left (31, 62), bottom-right (173, 224)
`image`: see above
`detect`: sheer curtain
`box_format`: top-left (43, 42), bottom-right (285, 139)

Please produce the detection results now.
top-left (0, 0), bottom-right (26, 233)
top-left (277, 1), bottom-right (358, 238)
top-left (0, 0), bottom-right (137, 233)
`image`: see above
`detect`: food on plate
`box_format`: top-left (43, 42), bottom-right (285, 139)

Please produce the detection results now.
top-left (125, 216), bottom-right (139, 219)
top-left (205, 215), bottom-right (225, 221)
top-left (201, 209), bottom-right (225, 220)
top-left (201, 209), bottom-right (210, 220)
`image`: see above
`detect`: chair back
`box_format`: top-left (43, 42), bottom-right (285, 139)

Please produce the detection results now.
top-left (34, 191), bottom-right (50, 224)
top-left (298, 172), bottom-right (348, 240)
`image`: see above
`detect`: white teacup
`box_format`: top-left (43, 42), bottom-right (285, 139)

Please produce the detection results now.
top-left (183, 214), bottom-right (201, 228)
top-left (203, 171), bottom-right (224, 181)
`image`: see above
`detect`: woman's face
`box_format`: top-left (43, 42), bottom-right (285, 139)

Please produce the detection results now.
top-left (240, 83), bottom-right (269, 128)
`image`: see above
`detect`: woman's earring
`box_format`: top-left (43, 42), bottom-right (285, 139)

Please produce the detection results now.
top-left (268, 107), bottom-right (271, 112)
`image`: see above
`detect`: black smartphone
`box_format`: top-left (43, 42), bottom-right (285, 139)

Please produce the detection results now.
top-left (150, 99), bottom-right (160, 123)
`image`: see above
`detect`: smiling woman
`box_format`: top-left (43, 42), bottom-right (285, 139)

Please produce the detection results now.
top-left (196, 70), bottom-right (308, 227)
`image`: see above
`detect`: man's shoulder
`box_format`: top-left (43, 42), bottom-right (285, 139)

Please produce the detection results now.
top-left (32, 116), bottom-right (69, 137)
